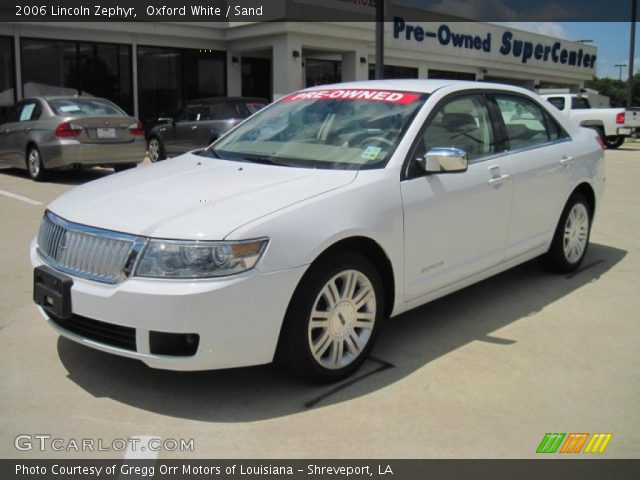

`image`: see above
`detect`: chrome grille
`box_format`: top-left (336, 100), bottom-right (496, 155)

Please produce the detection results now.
top-left (37, 212), bottom-right (146, 284)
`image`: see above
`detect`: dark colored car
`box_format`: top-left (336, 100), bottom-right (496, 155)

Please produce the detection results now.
top-left (0, 96), bottom-right (145, 180)
top-left (146, 97), bottom-right (268, 162)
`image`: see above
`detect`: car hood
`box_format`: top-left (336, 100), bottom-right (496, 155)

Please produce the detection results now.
top-left (47, 153), bottom-right (358, 240)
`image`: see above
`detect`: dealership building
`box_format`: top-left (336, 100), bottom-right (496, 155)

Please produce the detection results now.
top-left (0, 18), bottom-right (597, 126)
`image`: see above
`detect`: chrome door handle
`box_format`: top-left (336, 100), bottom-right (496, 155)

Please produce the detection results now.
top-left (560, 156), bottom-right (573, 166)
top-left (488, 174), bottom-right (510, 186)
top-left (191, 126), bottom-right (198, 130)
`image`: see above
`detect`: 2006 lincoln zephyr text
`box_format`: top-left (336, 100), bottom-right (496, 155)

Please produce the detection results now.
top-left (31, 80), bottom-right (605, 382)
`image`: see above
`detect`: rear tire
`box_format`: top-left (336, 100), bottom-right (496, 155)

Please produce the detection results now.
top-left (147, 136), bottom-right (166, 162)
top-left (541, 193), bottom-right (591, 273)
top-left (604, 135), bottom-right (625, 149)
top-left (277, 250), bottom-right (384, 383)
top-left (26, 146), bottom-right (47, 181)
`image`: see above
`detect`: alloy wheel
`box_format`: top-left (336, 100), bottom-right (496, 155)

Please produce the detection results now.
top-left (148, 138), bottom-right (160, 162)
top-left (563, 203), bottom-right (589, 264)
top-left (307, 269), bottom-right (376, 370)
top-left (28, 149), bottom-right (41, 178)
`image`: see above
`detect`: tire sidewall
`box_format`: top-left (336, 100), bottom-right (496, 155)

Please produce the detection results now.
top-left (26, 146), bottom-right (46, 181)
top-left (148, 137), bottom-right (164, 162)
top-left (545, 193), bottom-right (592, 272)
top-left (278, 250), bottom-right (385, 383)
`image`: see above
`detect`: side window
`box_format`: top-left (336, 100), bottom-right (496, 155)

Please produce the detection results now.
top-left (413, 94), bottom-right (494, 163)
top-left (17, 101), bottom-right (41, 122)
top-left (571, 96), bottom-right (591, 109)
top-left (496, 95), bottom-right (555, 150)
top-left (547, 97), bottom-right (565, 111)
top-left (176, 105), bottom-right (199, 122)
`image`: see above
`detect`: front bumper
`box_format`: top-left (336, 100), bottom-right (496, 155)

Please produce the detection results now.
top-left (31, 240), bottom-right (306, 371)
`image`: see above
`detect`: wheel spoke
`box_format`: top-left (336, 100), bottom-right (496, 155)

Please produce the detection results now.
top-left (353, 287), bottom-right (373, 309)
top-left (355, 311), bottom-right (375, 322)
top-left (328, 281), bottom-right (341, 305)
top-left (331, 339), bottom-right (344, 367)
top-left (342, 271), bottom-right (357, 301)
top-left (310, 317), bottom-right (329, 330)
top-left (312, 331), bottom-right (332, 357)
top-left (345, 330), bottom-right (362, 356)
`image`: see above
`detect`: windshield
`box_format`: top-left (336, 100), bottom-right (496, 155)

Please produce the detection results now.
top-left (207, 89), bottom-right (428, 169)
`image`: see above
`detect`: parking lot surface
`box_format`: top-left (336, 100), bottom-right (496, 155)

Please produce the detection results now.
top-left (0, 149), bottom-right (638, 459)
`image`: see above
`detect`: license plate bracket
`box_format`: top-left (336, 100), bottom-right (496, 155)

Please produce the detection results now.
top-left (33, 266), bottom-right (73, 320)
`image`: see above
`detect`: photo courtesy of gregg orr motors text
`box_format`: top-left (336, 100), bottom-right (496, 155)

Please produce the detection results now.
top-left (14, 435), bottom-right (194, 453)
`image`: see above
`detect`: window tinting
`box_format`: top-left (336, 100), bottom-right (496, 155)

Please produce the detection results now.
top-left (137, 46), bottom-right (226, 129)
top-left (415, 95), bottom-right (494, 161)
top-left (18, 101), bottom-right (41, 121)
top-left (47, 98), bottom-right (125, 116)
top-left (21, 38), bottom-right (132, 114)
top-left (368, 64), bottom-right (419, 80)
top-left (547, 97), bottom-right (565, 110)
top-left (571, 96), bottom-right (591, 109)
top-left (0, 36), bottom-right (15, 122)
top-left (496, 95), bottom-right (562, 150)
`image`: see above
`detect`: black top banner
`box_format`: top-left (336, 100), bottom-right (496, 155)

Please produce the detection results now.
top-left (1, 0), bottom-right (640, 22)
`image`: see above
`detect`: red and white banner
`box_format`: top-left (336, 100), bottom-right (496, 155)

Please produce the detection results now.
top-left (282, 89), bottom-right (421, 104)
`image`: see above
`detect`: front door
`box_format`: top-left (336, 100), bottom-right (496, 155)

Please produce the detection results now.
top-left (401, 94), bottom-right (513, 301)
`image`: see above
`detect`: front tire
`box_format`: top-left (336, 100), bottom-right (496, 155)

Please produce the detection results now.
top-left (277, 250), bottom-right (384, 383)
top-left (26, 146), bottom-right (47, 181)
top-left (147, 136), bottom-right (165, 162)
top-left (604, 135), bottom-right (625, 149)
top-left (542, 193), bottom-right (591, 273)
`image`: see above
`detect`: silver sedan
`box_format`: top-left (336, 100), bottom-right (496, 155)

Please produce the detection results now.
top-left (0, 96), bottom-right (146, 180)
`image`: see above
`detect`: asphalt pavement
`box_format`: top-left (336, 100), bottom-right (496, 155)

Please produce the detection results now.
top-left (0, 149), bottom-right (638, 459)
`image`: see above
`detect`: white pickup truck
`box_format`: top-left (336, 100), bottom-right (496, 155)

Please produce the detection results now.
top-left (541, 93), bottom-right (640, 149)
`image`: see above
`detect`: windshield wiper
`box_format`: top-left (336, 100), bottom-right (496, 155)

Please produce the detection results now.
top-left (242, 155), bottom-right (288, 166)
top-left (199, 146), bottom-right (221, 158)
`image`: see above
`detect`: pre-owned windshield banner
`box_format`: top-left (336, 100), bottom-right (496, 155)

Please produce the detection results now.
top-left (282, 89), bottom-right (422, 104)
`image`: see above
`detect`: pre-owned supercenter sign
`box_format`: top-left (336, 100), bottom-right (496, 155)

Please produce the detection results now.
top-left (393, 17), bottom-right (596, 69)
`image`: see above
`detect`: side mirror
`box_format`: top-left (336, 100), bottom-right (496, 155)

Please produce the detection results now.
top-left (418, 147), bottom-right (468, 174)
top-left (158, 117), bottom-right (174, 125)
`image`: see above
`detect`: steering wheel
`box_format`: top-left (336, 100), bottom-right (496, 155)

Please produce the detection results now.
top-left (357, 136), bottom-right (394, 148)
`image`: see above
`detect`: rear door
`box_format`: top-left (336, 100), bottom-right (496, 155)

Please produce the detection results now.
top-left (491, 93), bottom-right (572, 260)
top-left (401, 93), bottom-right (513, 300)
top-left (8, 99), bottom-right (43, 166)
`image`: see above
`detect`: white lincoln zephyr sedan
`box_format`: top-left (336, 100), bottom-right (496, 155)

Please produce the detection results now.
top-left (31, 80), bottom-right (604, 382)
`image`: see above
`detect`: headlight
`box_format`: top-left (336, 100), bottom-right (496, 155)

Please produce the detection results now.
top-left (134, 238), bottom-right (268, 279)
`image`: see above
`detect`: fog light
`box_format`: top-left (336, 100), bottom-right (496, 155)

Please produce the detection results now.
top-left (149, 331), bottom-right (200, 356)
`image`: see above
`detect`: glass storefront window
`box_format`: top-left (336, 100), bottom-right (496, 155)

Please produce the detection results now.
top-left (0, 36), bottom-right (16, 121)
top-left (305, 59), bottom-right (341, 87)
top-left (137, 46), bottom-right (226, 128)
top-left (428, 69), bottom-right (476, 81)
top-left (20, 38), bottom-right (133, 114)
top-left (368, 64), bottom-right (418, 80)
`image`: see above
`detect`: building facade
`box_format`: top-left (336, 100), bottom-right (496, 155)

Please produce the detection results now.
top-left (0, 21), bottom-right (597, 127)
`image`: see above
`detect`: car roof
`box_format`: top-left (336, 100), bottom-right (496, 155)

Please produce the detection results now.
top-left (300, 79), bottom-right (534, 96)
top-left (26, 96), bottom-right (108, 102)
